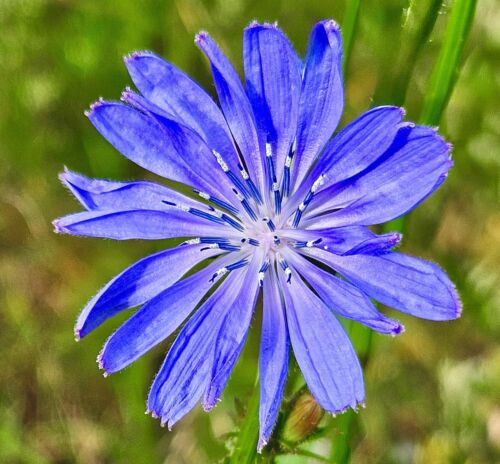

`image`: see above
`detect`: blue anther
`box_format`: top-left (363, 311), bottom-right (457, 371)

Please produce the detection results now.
top-left (192, 189), bottom-right (240, 215)
top-left (263, 217), bottom-right (276, 232)
top-left (226, 258), bottom-right (249, 271)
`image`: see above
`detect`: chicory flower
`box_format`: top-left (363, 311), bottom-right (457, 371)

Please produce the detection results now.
top-left (54, 19), bottom-right (461, 449)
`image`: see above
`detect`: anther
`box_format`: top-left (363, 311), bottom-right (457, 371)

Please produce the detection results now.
top-left (292, 238), bottom-right (322, 248)
top-left (212, 149), bottom-right (252, 200)
top-left (276, 254), bottom-right (292, 283)
top-left (182, 238), bottom-right (201, 246)
top-left (232, 188), bottom-right (258, 221)
top-left (262, 217), bottom-right (276, 232)
top-left (238, 163), bottom-right (263, 205)
top-left (258, 259), bottom-right (270, 287)
top-left (291, 173), bottom-right (326, 228)
top-left (192, 188), bottom-right (239, 215)
top-left (282, 142), bottom-right (295, 198)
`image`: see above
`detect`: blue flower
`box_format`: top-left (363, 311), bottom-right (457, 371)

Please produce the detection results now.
top-left (54, 19), bottom-right (461, 449)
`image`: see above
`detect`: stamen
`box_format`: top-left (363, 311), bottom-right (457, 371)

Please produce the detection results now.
top-left (238, 163), bottom-right (263, 205)
top-left (276, 253), bottom-right (292, 283)
top-left (192, 189), bottom-right (239, 215)
top-left (226, 258), bottom-right (249, 271)
top-left (198, 237), bottom-right (242, 252)
top-left (272, 182), bottom-right (281, 215)
top-left (212, 149), bottom-right (229, 172)
top-left (265, 143), bottom-right (281, 214)
top-left (221, 214), bottom-right (245, 232)
top-left (273, 235), bottom-right (281, 246)
top-left (291, 174), bottom-right (326, 228)
top-left (212, 149), bottom-right (251, 200)
top-left (181, 238), bottom-right (201, 246)
top-left (199, 237), bottom-right (230, 244)
top-left (282, 141), bottom-right (295, 198)
top-left (163, 200), bottom-right (244, 232)
top-left (262, 217), bottom-right (276, 232)
top-left (258, 259), bottom-right (270, 287)
top-left (292, 238), bottom-right (323, 248)
top-left (200, 243), bottom-right (241, 252)
top-left (242, 238), bottom-right (260, 247)
top-left (232, 188), bottom-right (258, 221)
top-left (265, 143), bottom-right (276, 189)
top-left (209, 257), bottom-right (250, 282)
top-left (200, 243), bottom-right (220, 251)
top-left (209, 268), bottom-right (228, 282)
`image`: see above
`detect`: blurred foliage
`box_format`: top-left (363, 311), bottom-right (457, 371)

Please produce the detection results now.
top-left (0, 0), bottom-right (499, 463)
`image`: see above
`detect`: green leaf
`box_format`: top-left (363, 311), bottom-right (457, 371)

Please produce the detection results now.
top-left (420, 0), bottom-right (477, 125)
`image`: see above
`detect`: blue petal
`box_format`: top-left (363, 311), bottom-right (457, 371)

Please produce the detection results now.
top-left (203, 252), bottom-right (262, 410)
top-left (147, 270), bottom-right (247, 428)
top-left (60, 169), bottom-right (211, 212)
top-left (341, 232), bottom-right (402, 256)
top-left (305, 126), bottom-right (453, 228)
top-left (53, 209), bottom-right (238, 240)
top-left (291, 20), bottom-right (344, 191)
top-left (75, 243), bottom-right (223, 339)
top-left (258, 267), bottom-right (289, 451)
top-left (302, 247), bottom-right (462, 321)
top-left (86, 101), bottom-right (235, 202)
top-left (283, 225), bottom-right (379, 254)
top-left (124, 51), bottom-right (240, 171)
top-left (307, 106), bottom-right (405, 191)
top-left (195, 32), bottom-right (265, 191)
top-left (98, 255), bottom-right (237, 373)
top-left (243, 22), bottom-right (301, 183)
top-left (278, 268), bottom-right (364, 413)
top-left (285, 250), bottom-right (403, 335)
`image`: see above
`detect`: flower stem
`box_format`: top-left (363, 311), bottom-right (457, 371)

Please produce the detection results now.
top-left (230, 374), bottom-right (260, 464)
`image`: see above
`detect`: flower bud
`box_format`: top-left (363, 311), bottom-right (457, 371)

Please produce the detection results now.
top-left (283, 392), bottom-right (324, 443)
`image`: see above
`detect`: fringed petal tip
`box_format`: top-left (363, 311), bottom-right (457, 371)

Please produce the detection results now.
top-left (123, 50), bottom-right (157, 64)
top-left (84, 97), bottom-right (108, 118)
top-left (120, 86), bottom-right (134, 102)
top-left (451, 285), bottom-right (463, 319)
top-left (317, 18), bottom-right (341, 36)
top-left (257, 437), bottom-right (267, 453)
top-left (390, 322), bottom-right (405, 337)
top-left (96, 351), bottom-right (109, 377)
top-left (194, 31), bottom-right (209, 45)
top-left (245, 20), bottom-right (280, 31)
top-left (52, 218), bottom-right (68, 234)
top-left (201, 396), bottom-right (220, 412)
top-left (329, 399), bottom-right (365, 418)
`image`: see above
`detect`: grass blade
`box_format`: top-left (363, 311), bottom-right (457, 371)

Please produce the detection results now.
top-left (420, 0), bottom-right (477, 125)
top-left (342, 0), bottom-right (361, 74)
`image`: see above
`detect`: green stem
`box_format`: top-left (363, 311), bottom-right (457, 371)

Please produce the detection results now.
top-left (280, 439), bottom-right (332, 463)
top-left (420, 0), bottom-right (477, 126)
top-left (390, 0), bottom-right (443, 106)
top-left (230, 375), bottom-right (260, 464)
top-left (341, 0), bottom-right (361, 75)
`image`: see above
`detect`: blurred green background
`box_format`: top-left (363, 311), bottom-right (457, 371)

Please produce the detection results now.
top-left (0, 0), bottom-right (499, 463)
